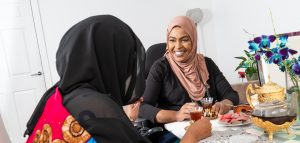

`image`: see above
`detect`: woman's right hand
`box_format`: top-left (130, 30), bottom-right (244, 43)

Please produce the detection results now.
top-left (176, 102), bottom-right (197, 121)
top-left (181, 117), bottom-right (212, 143)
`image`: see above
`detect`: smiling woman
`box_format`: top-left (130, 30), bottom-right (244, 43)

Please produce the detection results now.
top-left (139, 16), bottom-right (239, 142)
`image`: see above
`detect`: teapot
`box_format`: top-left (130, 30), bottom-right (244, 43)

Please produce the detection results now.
top-left (245, 81), bottom-right (297, 140)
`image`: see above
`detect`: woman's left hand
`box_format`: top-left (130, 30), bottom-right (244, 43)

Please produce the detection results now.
top-left (124, 97), bottom-right (143, 122)
top-left (212, 99), bottom-right (233, 115)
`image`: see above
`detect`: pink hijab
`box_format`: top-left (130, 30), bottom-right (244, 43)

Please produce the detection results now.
top-left (165, 16), bottom-right (209, 101)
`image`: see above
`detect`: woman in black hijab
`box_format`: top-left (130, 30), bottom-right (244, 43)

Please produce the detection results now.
top-left (24, 15), bottom-right (211, 143)
top-left (25, 15), bottom-right (147, 143)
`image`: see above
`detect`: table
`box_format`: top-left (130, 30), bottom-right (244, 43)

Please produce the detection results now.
top-left (165, 119), bottom-right (300, 143)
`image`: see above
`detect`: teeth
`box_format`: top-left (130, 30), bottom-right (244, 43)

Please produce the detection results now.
top-left (175, 51), bottom-right (184, 56)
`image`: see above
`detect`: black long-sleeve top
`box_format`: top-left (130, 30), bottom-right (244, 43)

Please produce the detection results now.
top-left (139, 57), bottom-right (239, 123)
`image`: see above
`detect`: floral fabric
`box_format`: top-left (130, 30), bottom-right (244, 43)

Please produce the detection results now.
top-left (26, 88), bottom-right (96, 143)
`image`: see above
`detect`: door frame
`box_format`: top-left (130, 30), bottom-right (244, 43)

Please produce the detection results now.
top-left (30, 0), bottom-right (53, 88)
top-left (0, 0), bottom-right (52, 141)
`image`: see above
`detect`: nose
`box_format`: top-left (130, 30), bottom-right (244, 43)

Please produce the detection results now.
top-left (175, 41), bottom-right (182, 49)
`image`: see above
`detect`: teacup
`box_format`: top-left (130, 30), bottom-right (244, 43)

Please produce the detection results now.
top-left (189, 106), bottom-right (203, 122)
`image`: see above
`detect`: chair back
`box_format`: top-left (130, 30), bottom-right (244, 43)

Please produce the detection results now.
top-left (145, 43), bottom-right (166, 78)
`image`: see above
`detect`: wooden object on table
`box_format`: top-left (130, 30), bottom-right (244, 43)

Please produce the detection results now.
top-left (233, 104), bottom-right (252, 114)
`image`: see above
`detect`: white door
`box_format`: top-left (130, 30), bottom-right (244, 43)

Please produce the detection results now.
top-left (0, 0), bottom-right (47, 142)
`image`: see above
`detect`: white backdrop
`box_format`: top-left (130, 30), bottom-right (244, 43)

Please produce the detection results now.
top-left (36, 0), bottom-right (216, 85)
top-left (36, 0), bottom-right (300, 86)
top-left (214, 0), bottom-right (300, 84)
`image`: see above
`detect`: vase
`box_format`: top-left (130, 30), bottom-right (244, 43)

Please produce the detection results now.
top-left (285, 73), bottom-right (300, 128)
top-left (296, 92), bottom-right (300, 127)
top-left (246, 73), bottom-right (258, 81)
top-left (288, 91), bottom-right (300, 129)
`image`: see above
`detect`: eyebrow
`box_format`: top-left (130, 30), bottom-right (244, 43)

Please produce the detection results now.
top-left (169, 35), bottom-right (190, 40)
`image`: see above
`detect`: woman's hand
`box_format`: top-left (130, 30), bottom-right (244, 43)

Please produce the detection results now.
top-left (176, 102), bottom-right (197, 121)
top-left (181, 117), bottom-right (212, 143)
top-left (124, 98), bottom-right (143, 122)
top-left (212, 99), bottom-right (233, 115)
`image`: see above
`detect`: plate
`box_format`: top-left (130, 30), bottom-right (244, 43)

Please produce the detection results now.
top-left (218, 119), bottom-right (252, 127)
top-left (218, 112), bottom-right (252, 127)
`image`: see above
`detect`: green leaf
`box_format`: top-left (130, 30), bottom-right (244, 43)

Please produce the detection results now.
top-left (244, 50), bottom-right (251, 58)
top-left (234, 56), bottom-right (247, 60)
top-left (235, 63), bottom-right (243, 71)
top-left (250, 62), bottom-right (257, 70)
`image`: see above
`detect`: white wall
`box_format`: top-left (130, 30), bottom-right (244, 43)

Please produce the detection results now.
top-left (213, 0), bottom-right (300, 84)
top-left (34, 0), bottom-right (300, 86)
top-left (36, 0), bottom-right (216, 85)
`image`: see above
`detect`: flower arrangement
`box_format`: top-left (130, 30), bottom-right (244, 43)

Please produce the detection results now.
top-left (246, 34), bottom-right (299, 93)
top-left (240, 9), bottom-right (300, 127)
top-left (245, 33), bottom-right (300, 126)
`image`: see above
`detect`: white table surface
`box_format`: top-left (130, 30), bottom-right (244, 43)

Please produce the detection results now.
top-left (164, 119), bottom-right (300, 143)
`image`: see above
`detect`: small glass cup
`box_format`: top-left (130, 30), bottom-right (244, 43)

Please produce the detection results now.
top-left (189, 106), bottom-right (203, 122)
top-left (200, 97), bottom-right (214, 117)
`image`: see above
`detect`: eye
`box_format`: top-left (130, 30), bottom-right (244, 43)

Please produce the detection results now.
top-left (182, 38), bottom-right (190, 42)
top-left (169, 39), bottom-right (176, 43)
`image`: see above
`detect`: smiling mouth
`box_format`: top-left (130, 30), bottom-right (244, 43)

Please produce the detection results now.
top-left (174, 51), bottom-right (185, 57)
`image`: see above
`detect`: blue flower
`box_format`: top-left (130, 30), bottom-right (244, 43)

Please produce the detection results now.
top-left (264, 42), bottom-right (297, 65)
top-left (279, 34), bottom-right (288, 48)
top-left (279, 47), bottom-right (289, 60)
top-left (266, 47), bottom-right (282, 64)
top-left (248, 41), bottom-right (260, 52)
top-left (254, 54), bottom-right (261, 60)
top-left (289, 48), bottom-right (297, 56)
top-left (241, 34), bottom-right (300, 89)
top-left (292, 61), bottom-right (300, 75)
top-left (254, 35), bottom-right (276, 48)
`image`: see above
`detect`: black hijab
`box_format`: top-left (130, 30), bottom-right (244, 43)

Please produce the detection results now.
top-left (24, 15), bottom-right (146, 141)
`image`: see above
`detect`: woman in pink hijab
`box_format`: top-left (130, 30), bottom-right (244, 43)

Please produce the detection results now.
top-left (140, 16), bottom-right (239, 141)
